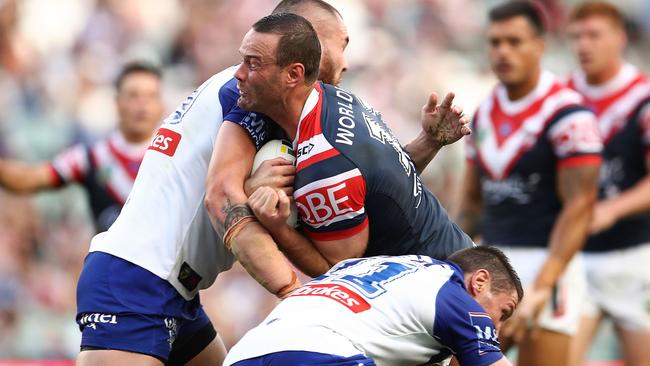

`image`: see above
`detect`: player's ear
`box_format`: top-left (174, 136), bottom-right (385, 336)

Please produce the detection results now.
top-left (286, 63), bottom-right (306, 87)
top-left (469, 269), bottom-right (491, 296)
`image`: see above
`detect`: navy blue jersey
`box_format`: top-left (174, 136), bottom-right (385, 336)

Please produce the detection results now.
top-left (468, 71), bottom-right (602, 247)
top-left (569, 65), bottom-right (650, 252)
top-left (291, 82), bottom-right (472, 259)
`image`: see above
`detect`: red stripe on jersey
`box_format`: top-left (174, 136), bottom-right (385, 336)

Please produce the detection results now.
top-left (46, 163), bottom-right (63, 187)
top-left (557, 154), bottom-right (602, 169)
top-left (490, 82), bottom-right (564, 147)
top-left (304, 217), bottom-right (369, 241)
top-left (297, 146), bottom-right (339, 171)
top-left (107, 140), bottom-right (141, 180)
top-left (585, 75), bottom-right (647, 116)
top-left (296, 83), bottom-right (325, 144)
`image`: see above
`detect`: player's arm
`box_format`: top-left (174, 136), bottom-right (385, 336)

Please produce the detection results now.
top-left (204, 122), bottom-right (299, 297)
top-left (590, 105), bottom-right (650, 233)
top-left (403, 92), bottom-right (471, 173)
top-left (248, 187), bottom-right (367, 277)
top-left (0, 158), bottom-right (57, 193)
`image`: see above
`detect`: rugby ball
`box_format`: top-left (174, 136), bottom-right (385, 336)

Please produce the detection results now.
top-left (252, 139), bottom-right (298, 228)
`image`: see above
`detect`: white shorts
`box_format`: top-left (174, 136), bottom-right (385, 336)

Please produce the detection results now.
top-left (500, 247), bottom-right (585, 335)
top-left (581, 243), bottom-right (650, 331)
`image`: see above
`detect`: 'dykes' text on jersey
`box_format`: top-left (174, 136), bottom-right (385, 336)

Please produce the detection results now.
top-left (291, 82), bottom-right (472, 259)
top-left (569, 63), bottom-right (650, 252)
top-left (467, 71), bottom-right (602, 247)
top-left (224, 255), bottom-right (504, 366)
top-left (88, 66), bottom-right (271, 300)
top-left (49, 131), bottom-right (146, 232)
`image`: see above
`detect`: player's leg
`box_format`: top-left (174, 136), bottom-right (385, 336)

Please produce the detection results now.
top-left (183, 335), bottom-right (227, 366)
top-left (77, 349), bottom-right (163, 366)
top-left (518, 330), bottom-right (571, 366)
top-left (568, 313), bottom-right (603, 366)
top-left (166, 306), bottom-right (226, 366)
top-left (615, 327), bottom-right (650, 366)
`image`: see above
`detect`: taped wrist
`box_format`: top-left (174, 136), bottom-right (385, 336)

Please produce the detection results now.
top-left (223, 216), bottom-right (258, 250)
top-left (275, 271), bottom-right (299, 299)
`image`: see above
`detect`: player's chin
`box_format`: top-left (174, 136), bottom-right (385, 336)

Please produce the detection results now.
top-left (237, 97), bottom-right (254, 110)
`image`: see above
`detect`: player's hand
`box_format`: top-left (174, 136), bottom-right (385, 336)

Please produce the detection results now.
top-left (589, 201), bottom-right (617, 234)
top-left (499, 285), bottom-right (551, 342)
top-left (245, 157), bottom-right (295, 197)
top-left (420, 92), bottom-right (471, 149)
top-left (248, 186), bottom-right (291, 231)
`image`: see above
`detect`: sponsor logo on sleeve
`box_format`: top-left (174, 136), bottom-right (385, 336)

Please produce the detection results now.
top-left (149, 128), bottom-right (181, 157)
top-left (469, 312), bottom-right (501, 355)
top-left (289, 283), bottom-right (371, 313)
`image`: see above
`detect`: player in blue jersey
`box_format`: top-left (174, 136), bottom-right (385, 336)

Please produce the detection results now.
top-left (223, 246), bottom-right (522, 366)
top-left (0, 62), bottom-right (163, 231)
top-left (458, 3), bottom-right (602, 366)
top-left (226, 12), bottom-right (474, 283)
top-left (566, 3), bottom-right (650, 365)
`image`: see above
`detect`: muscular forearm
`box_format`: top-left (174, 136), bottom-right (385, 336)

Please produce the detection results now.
top-left (271, 226), bottom-right (333, 278)
top-left (0, 159), bottom-right (54, 193)
top-left (602, 175), bottom-right (650, 221)
top-left (404, 131), bottom-right (442, 174)
top-left (229, 222), bottom-right (300, 296)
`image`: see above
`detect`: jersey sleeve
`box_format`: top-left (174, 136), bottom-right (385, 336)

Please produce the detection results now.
top-left (294, 155), bottom-right (368, 241)
top-left (48, 144), bottom-right (90, 186)
top-left (218, 77), bottom-right (271, 150)
top-left (432, 281), bottom-right (504, 366)
top-left (547, 109), bottom-right (603, 169)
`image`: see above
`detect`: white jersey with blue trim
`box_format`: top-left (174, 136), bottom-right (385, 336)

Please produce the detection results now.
top-left (89, 66), bottom-right (267, 300)
top-left (224, 255), bottom-right (504, 366)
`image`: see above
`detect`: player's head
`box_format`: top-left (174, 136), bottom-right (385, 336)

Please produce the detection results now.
top-left (567, 2), bottom-right (626, 80)
top-left (487, 1), bottom-right (545, 87)
top-left (272, 0), bottom-right (349, 86)
top-left (448, 246), bottom-right (523, 330)
top-left (114, 62), bottom-right (164, 142)
top-left (235, 13), bottom-right (321, 112)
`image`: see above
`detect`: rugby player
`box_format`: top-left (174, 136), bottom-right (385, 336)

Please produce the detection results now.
top-left (0, 62), bottom-right (163, 232)
top-left (224, 247), bottom-right (521, 366)
top-left (230, 12), bottom-right (474, 286)
top-left (458, 2), bottom-right (602, 365)
top-left (566, 3), bottom-right (650, 365)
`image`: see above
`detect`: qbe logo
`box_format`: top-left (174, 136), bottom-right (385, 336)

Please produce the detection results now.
top-left (149, 128), bottom-right (182, 157)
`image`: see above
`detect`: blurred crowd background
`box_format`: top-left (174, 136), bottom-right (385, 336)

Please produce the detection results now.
top-left (0, 0), bottom-right (649, 361)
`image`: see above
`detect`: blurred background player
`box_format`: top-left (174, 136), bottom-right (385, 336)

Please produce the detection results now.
top-left (566, 2), bottom-right (650, 366)
top-left (224, 247), bottom-right (522, 366)
top-left (458, 2), bottom-right (602, 365)
top-left (0, 61), bottom-right (163, 232)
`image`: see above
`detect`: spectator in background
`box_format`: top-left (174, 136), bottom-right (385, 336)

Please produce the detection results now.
top-left (0, 62), bottom-right (163, 232)
top-left (566, 3), bottom-right (650, 366)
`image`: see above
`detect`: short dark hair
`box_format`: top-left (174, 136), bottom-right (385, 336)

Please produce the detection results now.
top-left (569, 1), bottom-right (625, 29)
top-left (448, 246), bottom-right (524, 302)
top-left (114, 61), bottom-right (162, 90)
top-left (489, 1), bottom-right (546, 36)
top-left (252, 13), bottom-right (321, 83)
top-left (272, 0), bottom-right (341, 18)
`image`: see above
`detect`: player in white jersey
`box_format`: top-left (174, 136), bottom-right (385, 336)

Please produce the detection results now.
top-left (458, 3), bottom-right (601, 366)
top-left (566, 3), bottom-right (650, 366)
top-left (0, 62), bottom-right (163, 232)
top-left (224, 246), bottom-right (522, 366)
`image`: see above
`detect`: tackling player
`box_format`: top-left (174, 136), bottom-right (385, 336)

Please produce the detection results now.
top-left (224, 247), bottom-right (521, 366)
top-left (566, 3), bottom-right (650, 365)
top-left (230, 12), bottom-right (474, 284)
top-left (458, 2), bottom-right (602, 365)
top-left (0, 62), bottom-right (163, 232)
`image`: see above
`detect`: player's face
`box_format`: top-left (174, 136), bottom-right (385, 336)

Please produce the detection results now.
top-left (235, 30), bottom-right (285, 112)
top-left (476, 289), bottom-right (518, 331)
top-left (314, 14), bottom-right (349, 86)
top-left (567, 16), bottom-right (625, 79)
top-left (116, 72), bottom-right (164, 141)
top-left (488, 16), bottom-right (544, 87)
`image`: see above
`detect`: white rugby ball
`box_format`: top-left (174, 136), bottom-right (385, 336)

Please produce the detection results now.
top-left (252, 139), bottom-right (298, 228)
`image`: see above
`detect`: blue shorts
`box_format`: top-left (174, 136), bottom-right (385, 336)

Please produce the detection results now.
top-left (231, 351), bottom-right (376, 366)
top-left (76, 252), bottom-right (216, 364)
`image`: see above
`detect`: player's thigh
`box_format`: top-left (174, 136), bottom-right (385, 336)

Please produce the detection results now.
top-left (616, 327), bottom-right (650, 366)
top-left (569, 314), bottom-right (603, 366)
top-left (183, 334), bottom-right (227, 366)
top-left (77, 349), bottom-right (163, 366)
top-left (518, 329), bottom-right (571, 366)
